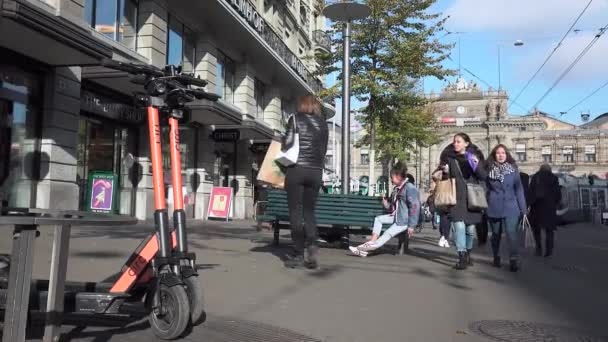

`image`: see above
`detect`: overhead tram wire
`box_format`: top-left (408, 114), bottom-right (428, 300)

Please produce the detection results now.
top-left (509, 0), bottom-right (594, 111)
top-left (529, 23), bottom-right (608, 112)
top-left (564, 80), bottom-right (608, 114)
top-left (445, 55), bottom-right (529, 113)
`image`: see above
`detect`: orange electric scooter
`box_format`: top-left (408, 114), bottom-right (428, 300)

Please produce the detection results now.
top-left (0, 61), bottom-right (219, 339)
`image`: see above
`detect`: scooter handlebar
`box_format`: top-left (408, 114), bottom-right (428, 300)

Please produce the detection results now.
top-left (101, 59), bottom-right (164, 77)
top-left (175, 74), bottom-right (208, 88)
top-left (190, 89), bottom-right (221, 102)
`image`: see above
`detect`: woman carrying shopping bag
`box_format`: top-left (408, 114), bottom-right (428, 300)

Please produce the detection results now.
top-left (279, 95), bottom-right (329, 269)
top-left (485, 144), bottom-right (527, 272)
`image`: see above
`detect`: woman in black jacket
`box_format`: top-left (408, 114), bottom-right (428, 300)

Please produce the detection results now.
top-left (439, 133), bottom-right (487, 270)
top-left (282, 95), bottom-right (329, 269)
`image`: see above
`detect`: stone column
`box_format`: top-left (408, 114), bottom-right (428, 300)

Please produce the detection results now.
top-left (195, 38), bottom-right (219, 94)
top-left (234, 140), bottom-right (254, 219)
top-left (36, 67), bottom-right (81, 210)
top-left (195, 126), bottom-right (217, 219)
top-left (234, 63), bottom-right (256, 116)
top-left (263, 87), bottom-right (282, 130)
top-left (57, 0), bottom-right (85, 20)
top-left (137, 0), bottom-right (168, 67)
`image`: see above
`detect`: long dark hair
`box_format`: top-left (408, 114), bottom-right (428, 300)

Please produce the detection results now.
top-left (453, 132), bottom-right (472, 145)
top-left (487, 144), bottom-right (517, 168)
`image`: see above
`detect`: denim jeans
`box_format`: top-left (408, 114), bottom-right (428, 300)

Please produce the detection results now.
top-left (489, 216), bottom-right (520, 260)
top-left (451, 221), bottom-right (476, 252)
top-left (371, 214), bottom-right (408, 249)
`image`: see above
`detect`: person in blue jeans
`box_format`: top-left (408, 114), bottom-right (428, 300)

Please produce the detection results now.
top-left (349, 163), bottom-right (419, 257)
top-left (439, 133), bottom-right (487, 270)
top-left (485, 144), bottom-right (527, 272)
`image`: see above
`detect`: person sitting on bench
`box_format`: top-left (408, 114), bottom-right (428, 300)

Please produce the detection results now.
top-left (349, 163), bottom-right (419, 257)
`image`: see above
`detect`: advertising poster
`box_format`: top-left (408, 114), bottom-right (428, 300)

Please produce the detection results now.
top-left (206, 187), bottom-right (234, 220)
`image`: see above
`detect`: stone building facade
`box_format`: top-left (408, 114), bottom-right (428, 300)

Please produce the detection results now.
top-left (0, 0), bottom-right (333, 219)
top-left (415, 78), bottom-right (608, 193)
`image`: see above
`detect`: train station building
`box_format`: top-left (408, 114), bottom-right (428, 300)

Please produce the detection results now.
top-left (0, 0), bottom-right (333, 220)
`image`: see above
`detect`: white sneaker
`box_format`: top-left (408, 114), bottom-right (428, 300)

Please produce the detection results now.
top-left (444, 239), bottom-right (450, 248)
top-left (349, 246), bottom-right (368, 257)
top-left (357, 241), bottom-right (377, 252)
top-left (438, 236), bottom-right (446, 247)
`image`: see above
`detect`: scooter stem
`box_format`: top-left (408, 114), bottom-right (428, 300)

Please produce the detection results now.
top-left (168, 117), bottom-right (188, 253)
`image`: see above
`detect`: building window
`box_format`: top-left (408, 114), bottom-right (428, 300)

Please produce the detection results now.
top-left (543, 155), bottom-right (552, 163)
top-left (515, 143), bottom-right (526, 162)
top-left (216, 52), bottom-right (235, 104)
top-left (167, 16), bottom-right (196, 72)
top-left (255, 79), bottom-right (266, 118)
top-left (84, 0), bottom-right (138, 49)
top-left (541, 145), bottom-right (552, 163)
top-left (325, 155), bottom-right (333, 169)
top-left (300, 4), bottom-right (309, 28)
top-left (360, 151), bottom-right (369, 166)
top-left (285, 27), bottom-right (291, 40)
top-left (585, 145), bottom-right (596, 163)
top-left (563, 145), bottom-right (574, 163)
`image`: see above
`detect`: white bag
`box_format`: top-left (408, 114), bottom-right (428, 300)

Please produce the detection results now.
top-left (521, 215), bottom-right (535, 249)
top-left (275, 115), bottom-right (300, 167)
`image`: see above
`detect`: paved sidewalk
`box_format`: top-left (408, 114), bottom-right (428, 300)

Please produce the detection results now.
top-left (0, 220), bottom-right (607, 341)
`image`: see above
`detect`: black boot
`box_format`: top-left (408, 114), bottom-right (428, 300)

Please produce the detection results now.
top-left (304, 245), bottom-right (319, 269)
top-left (535, 247), bottom-right (542, 257)
top-left (454, 252), bottom-right (467, 270)
top-left (493, 255), bottom-right (501, 268)
top-left (509, 259), bottom-right (519, 272)
top-left (466, 249), bottom-right (474, 266)
top-left (544, 249), bottom-right (553, 258)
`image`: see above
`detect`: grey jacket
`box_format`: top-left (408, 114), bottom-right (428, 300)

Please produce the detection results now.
top-left (386, 181), bottom-right (420, 227)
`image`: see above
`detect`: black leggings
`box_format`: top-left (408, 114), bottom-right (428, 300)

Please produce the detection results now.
top-left (285, 166), bottom-right (322, 254)
top-left (439, 212), bottom-right (450, 238)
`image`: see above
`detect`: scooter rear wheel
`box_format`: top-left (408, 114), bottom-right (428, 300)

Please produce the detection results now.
top-left (183, 275), bottom-right (206, 326)
top-left (148, 284), bottom-right (190, 340)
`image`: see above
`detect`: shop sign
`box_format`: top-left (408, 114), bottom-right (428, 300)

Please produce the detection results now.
top-left (228, 0), bottom-right (266, 34)
top-left (81, 90), bottom-right (144, 123)
top-left (212, 129), bottom-right (240, 142)
top-left (206, 187), bottom-right (234, 220)
top-left (86, 171), bottom-right (117, 213)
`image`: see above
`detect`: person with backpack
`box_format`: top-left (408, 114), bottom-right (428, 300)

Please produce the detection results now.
top-left (349, 163), bottom-right (419, 257)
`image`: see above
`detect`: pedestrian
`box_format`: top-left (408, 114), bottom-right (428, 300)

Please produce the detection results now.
top-left (427, 185), bottom-right (438, 231)
top-left (485, 144), bottom-right (527, 272)
top-left (282, 94), bottom-right (329, 269)
top-left (438, 133), bottom-right (487, 270)
top-left (529, 164), bottom-right (561, 257)
top-left (349, 163), bottom-right (419, 257)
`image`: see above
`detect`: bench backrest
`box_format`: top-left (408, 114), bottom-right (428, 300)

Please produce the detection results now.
top-left (264, 189), bottom-right (386, 227)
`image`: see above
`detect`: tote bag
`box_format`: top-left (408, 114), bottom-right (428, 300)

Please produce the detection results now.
top-left (434, 178), bottom-right (457, 209)
top-left (454, 161), bottom-right (488, 211)
top-left (257, 141), bottom-right (286, 189)
top-left (521, 215), bottom-right (535, 249)
top-left (275, 115), bottom-right (299, 167)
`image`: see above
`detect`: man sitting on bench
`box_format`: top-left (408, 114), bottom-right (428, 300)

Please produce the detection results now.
top-left (349, 163), bottom-right (419, 257)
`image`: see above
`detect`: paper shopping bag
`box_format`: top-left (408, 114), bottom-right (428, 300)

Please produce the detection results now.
top-left (257, 140), bottom-right (286, 189)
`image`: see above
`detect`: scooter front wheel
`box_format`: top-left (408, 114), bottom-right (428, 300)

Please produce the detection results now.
top-left (148, 284), bottom-right (191, 340)
top-left (183, 275), bottom-right (206, 326)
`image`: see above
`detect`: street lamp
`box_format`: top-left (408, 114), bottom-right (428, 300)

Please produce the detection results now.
top-left (498, 40), bottom-right (524, 90)
top-left (323, 1), bottom-right (371, 195)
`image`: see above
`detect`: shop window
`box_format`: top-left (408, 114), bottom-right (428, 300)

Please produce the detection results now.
top-left (515, 143), bottom-right (526, 162)
top-left (167, 16), bottom-right (196, 71)
top-left (84, 0), bottom-right (138, 49)
top-left (216, 52), bottom-right (236, 104)
top-left (255, 79), bottom-right (266, 118)
top-left (0, 65), bottom-right (42, 208)
top-left (585, 145), bottom-right (596, 163)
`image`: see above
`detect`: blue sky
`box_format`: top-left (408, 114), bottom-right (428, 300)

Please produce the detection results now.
top-left (328, 0), bottom-right (608, 126)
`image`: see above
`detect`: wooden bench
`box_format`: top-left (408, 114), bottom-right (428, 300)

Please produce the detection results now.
top-left (257, 190), bottom-right (409, 255)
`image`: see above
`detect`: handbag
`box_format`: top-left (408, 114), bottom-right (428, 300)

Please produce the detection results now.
top-left (454, 161), bottom-right (488, 211)
top-left (257, 140), bottom-right (286, 189)
top-left (520, 215), bottom-right (535, 249)
top-left (275, 114), bottom-right (299, 167)
top-left (434, 177), bottom-right (457, 209)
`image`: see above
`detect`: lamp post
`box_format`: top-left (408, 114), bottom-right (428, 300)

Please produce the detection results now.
top-left (323, 1), bottom-right (371, 194)
top-left (498, 40), bottom-right (524, 90)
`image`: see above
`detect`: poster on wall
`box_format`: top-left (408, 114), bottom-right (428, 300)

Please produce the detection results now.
top-left (206, 187), bottom-right (234, 221)
top-left (86, 171), bottom-right (117, 213)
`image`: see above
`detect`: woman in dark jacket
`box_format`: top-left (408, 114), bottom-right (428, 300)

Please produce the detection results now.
top-left (282, 95), bottom-right (329, 269)
top-left (529, 164), bottom-right (561, 257)
top-left (485, 144), bottom-right (526, 272)
top-left (439, 133), bottom-right (487, 270)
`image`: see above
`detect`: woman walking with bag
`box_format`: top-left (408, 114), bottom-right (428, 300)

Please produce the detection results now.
top-left (439, 133), bottom-right (487, 270)
top-left (485, 144), bottom-right (527, 272)
top-left (281, 95), bottom-right (329, 269)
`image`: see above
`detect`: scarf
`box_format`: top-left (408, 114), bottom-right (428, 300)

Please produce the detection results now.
top-left (489, 162), bottom-right (515, 183)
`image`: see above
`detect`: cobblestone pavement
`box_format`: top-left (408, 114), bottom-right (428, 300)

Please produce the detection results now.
top-left (0, 220), bottom-right (607, 341)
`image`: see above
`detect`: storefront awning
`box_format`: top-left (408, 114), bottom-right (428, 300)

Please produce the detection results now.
top-left (213, 116), bottom-right (276, 141)
top-left (0, 0), bottom-right (112, 66)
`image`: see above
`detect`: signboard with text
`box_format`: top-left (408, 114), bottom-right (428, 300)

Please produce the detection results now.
top-left (212, 129), bottom-right (240, 142)
top-left (86, 171), bottom-right (117, 213)
top-left (206, 187), bottom-right (234, 220)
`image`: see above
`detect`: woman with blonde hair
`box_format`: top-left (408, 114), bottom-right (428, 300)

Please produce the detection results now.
top-left (282, 94), bottom-right (328, 269)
